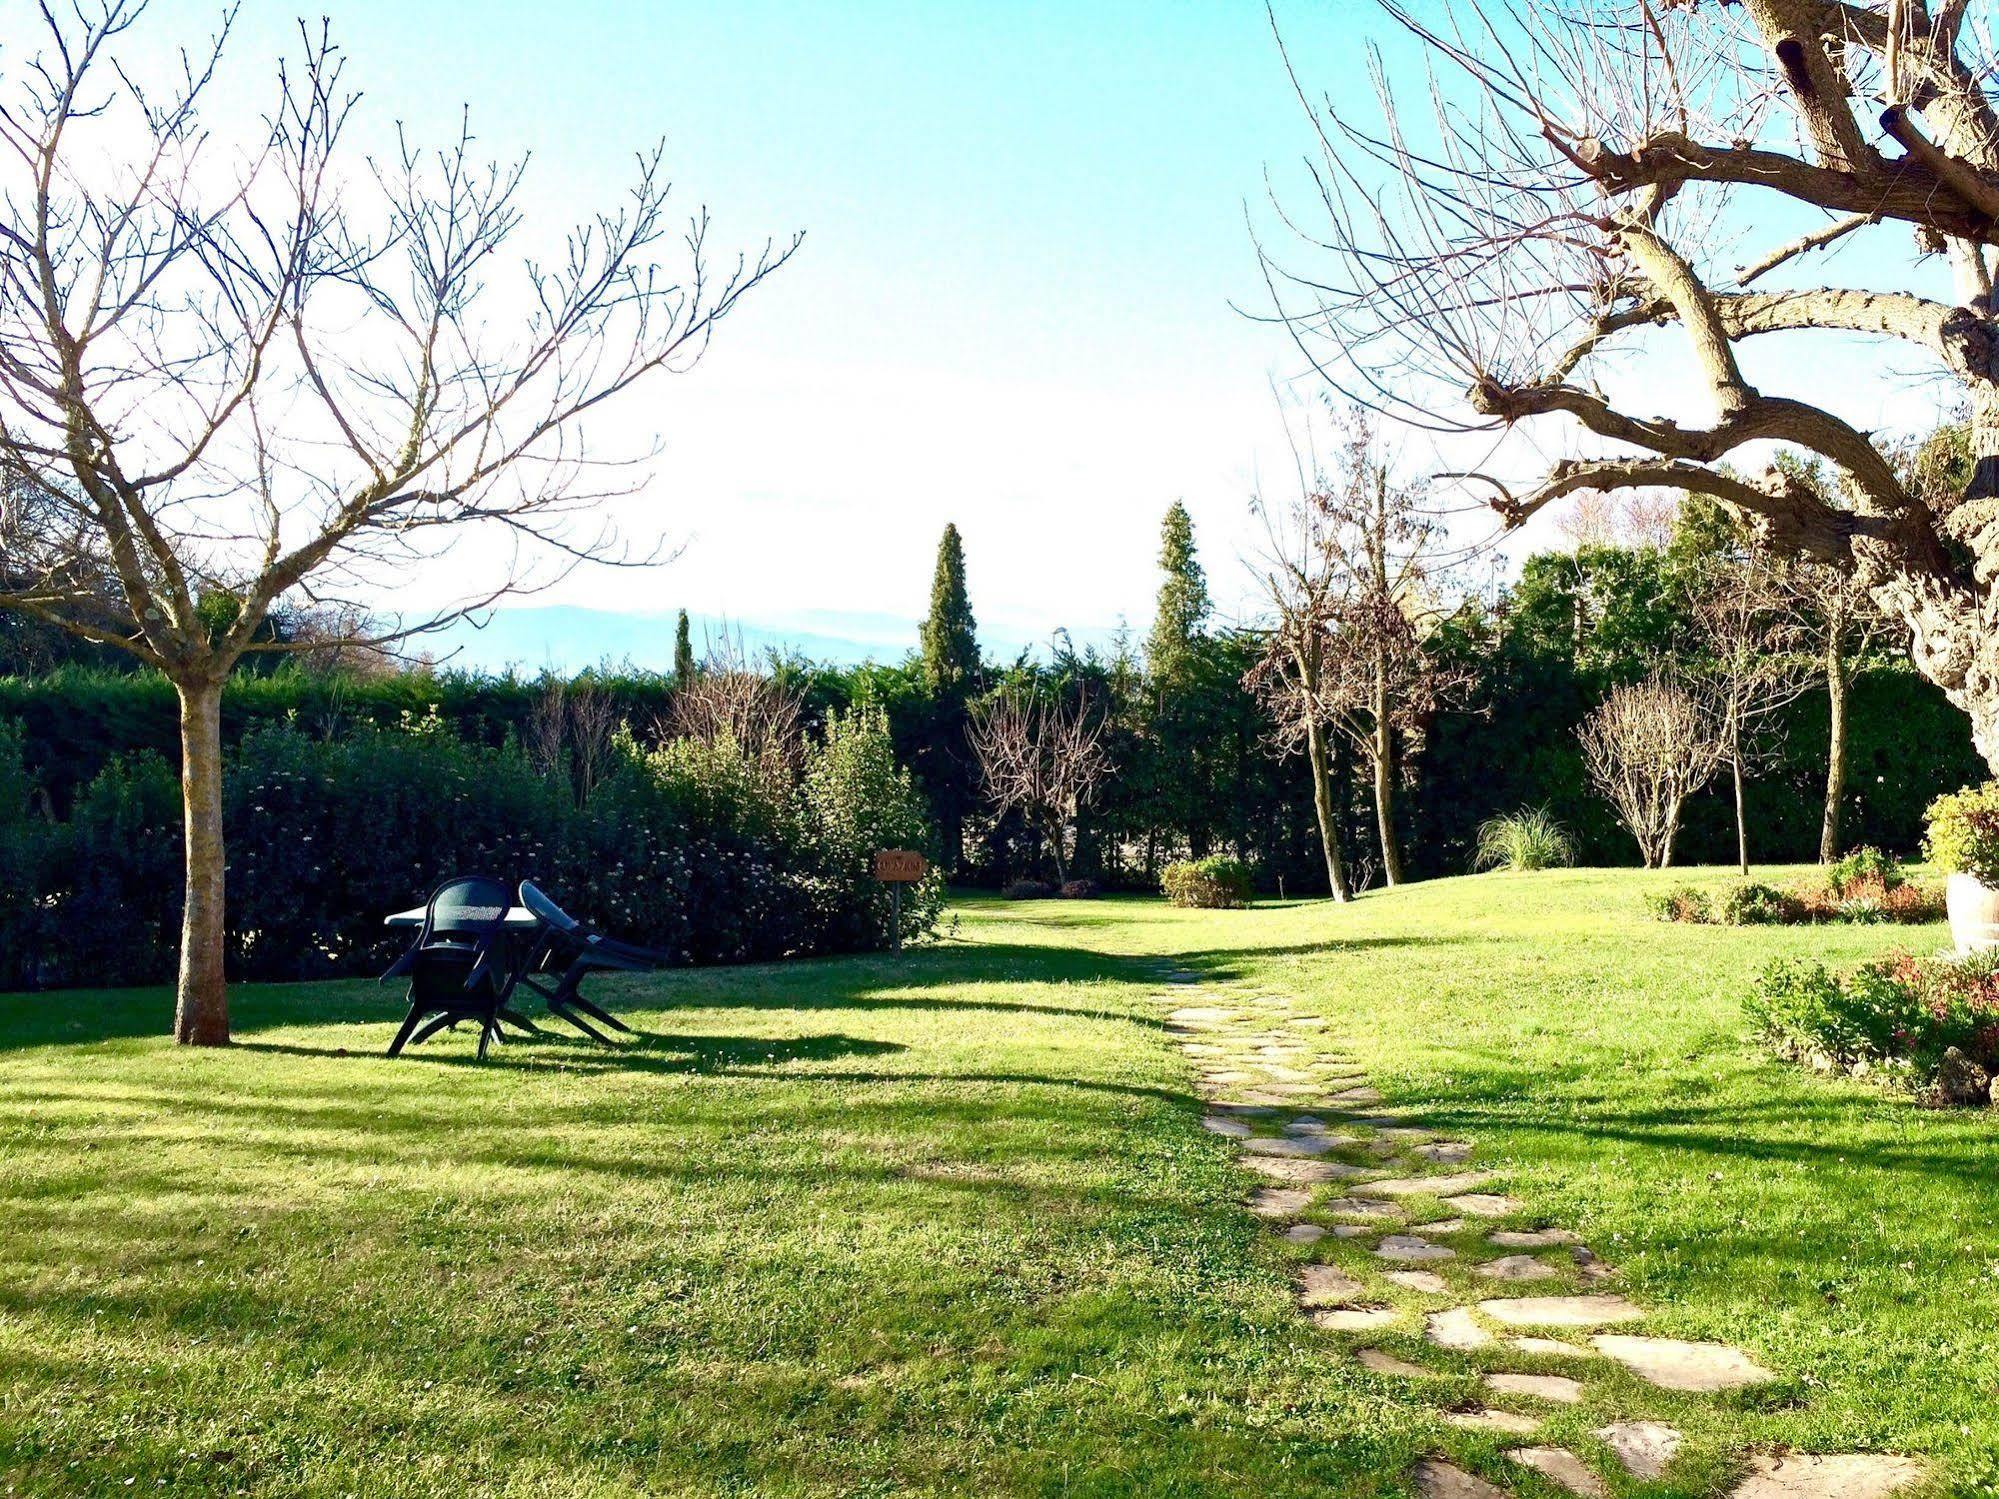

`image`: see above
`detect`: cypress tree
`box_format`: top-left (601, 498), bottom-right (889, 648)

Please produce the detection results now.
top-left (673, 609), bottom-right (696, 685)
top-left (920, 524), bottom-right (979, 696)
top-left (1146, 501), bottom-right (1209, 690)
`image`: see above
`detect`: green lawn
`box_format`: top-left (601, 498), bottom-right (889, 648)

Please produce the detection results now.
top-left (1, 872), bottom-right (1995, 1496)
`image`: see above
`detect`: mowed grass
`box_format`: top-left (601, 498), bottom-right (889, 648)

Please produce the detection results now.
top-left (0, 873), bottom-right (1994, 1496)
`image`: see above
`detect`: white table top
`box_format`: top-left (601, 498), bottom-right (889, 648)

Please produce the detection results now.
top-left (384, 907), bottom-right (543, 929)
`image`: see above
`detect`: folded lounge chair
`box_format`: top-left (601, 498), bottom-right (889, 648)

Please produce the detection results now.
top-left (514, 881), bottom-right (664, 1042)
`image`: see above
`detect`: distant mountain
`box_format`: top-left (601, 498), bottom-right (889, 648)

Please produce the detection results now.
top-left (417, 606), bottom-right (1124, 675)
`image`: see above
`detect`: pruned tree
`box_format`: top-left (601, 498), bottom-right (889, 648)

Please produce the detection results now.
top-left (970, 689), bottom-right (1110, 884)
top-left (1578, 674), bottom-right (1725, 868)
top-left (666, 650), bottom-right (806, 783)
top-left (0, 5), bottom-right (797, 1043)
top-left (1268, 0), bottom-right (1999, 778)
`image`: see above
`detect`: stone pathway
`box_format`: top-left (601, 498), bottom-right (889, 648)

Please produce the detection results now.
top-left (1151, 965), bottom-right (1926, 1499)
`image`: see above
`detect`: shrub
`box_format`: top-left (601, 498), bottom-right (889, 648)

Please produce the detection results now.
top-left (1473, 807), bottom-right (1577, 873)
top-left (1925, 782), bottom-right (1999, 885)
top-left (1059, 878), bottom-right (1100, 899)
top-left (1162, 856), bottom-right (1254, 909)
top-left (1748, 950), bottom-right (1999, 1097)
top-left (1718, 882), bottom-right (1800, 926)
top-left (1649, 885), bottom-right (1712, 923)
top-left (1828, 845), bottom-right (1904, 897)
top-left (1002, 879), bottom-right (1054, 900)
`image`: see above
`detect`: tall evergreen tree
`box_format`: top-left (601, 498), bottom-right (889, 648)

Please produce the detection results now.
top-left (673, 610), bottom-right (696, 686)
top-left (921, 525), bottom-right (979, 696)
top-left (1146, 502), bottom-right (1210, 689)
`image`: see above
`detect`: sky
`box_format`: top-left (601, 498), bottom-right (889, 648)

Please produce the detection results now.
top-left (120, 1), bottom-right (1963, 673)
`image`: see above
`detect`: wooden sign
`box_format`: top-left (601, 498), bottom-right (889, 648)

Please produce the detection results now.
top-left (873, 849), bottom-right (928, 883)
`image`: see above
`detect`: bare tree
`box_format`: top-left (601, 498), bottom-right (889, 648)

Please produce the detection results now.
top-left (1785, 557), bottom-right (1894, 860)
top-left (1267, 0), bottom-right (1999, 778)
top-left (525, 675), bottom-right (570, 780)
top-left (970, 689), bottom-right (1111, 884)
top-left (666, 655), bottom-right (806, 783)
top-left (1691, 555), bottom-right (1815, 873)
top-left (1578, 674), bottom-right (1725, 868)
top-left (568, 678), bottom-right (619, 803)
top-left (0, 6), bottom-right (797, 1042)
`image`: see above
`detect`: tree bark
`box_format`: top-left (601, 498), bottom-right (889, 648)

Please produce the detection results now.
top-left (1821, 641), bottom-right (1850, 863)
top-left (1372, 656), bottom-right (1405, 886)
top-left (1305, 715), bottom-right (1350, 902)
top-left (1732, 754), bottom-right (1748, 876)
top-left (173, 678), bottom-right (230, 1047)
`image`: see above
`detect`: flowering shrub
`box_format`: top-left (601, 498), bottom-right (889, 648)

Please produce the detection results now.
top-left (1747, 950), bottom-right (1999, 1097)
top-left (1161, 856), bottom-right (1254, 909)
top-left (1925, 782), bottom-right (1999, 885)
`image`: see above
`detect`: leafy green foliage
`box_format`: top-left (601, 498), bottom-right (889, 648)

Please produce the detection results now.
top-left (1160, 855), bottom-right (1253, 908)
top-left (919, 524), bottom-right (979, 698)
top-left (1145, 501), bottom-right (1209, 690)
top-left (673, 609), bottom-right (696, 686)
top-left (1748, 949), bottom-right (1999, 1086)
top-left (1471, 807), bottom-right (1576, 872)
top-left (1925, 781), bottom-right (1999, 885)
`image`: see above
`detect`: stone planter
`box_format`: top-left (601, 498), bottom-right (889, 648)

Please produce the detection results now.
top-left (1946, 872), bottom-right (1999, 955)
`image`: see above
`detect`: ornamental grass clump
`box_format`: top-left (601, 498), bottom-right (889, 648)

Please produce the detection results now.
top-left (1472, 807), bottom-right (1577, 873)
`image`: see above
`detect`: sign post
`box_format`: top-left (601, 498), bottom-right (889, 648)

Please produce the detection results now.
top-left (872, 849), bottom-right (928, 956)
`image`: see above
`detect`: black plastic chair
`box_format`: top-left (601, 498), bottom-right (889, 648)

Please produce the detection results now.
top-left (381, 876), bottom-right (532, 1060)
top-left (514, 881), bottom-right (664, 1042)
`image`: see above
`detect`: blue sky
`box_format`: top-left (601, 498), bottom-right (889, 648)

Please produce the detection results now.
top-left (140, 2), bottom-right (1956, 673)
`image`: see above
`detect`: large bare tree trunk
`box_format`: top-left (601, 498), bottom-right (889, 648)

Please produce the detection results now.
top-left (1305, 716), bottom-right (1351, 902)
top-left (1371, 660), bottom-right (1404, 886)
top-left (1820, 644), bottom-right (1849, 863)
top-left (173, 679), bottom-right (229, 1047)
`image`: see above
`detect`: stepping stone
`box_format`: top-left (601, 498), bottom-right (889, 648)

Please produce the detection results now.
top-left (1201, 1115), bottom-right (1252, 1138)
top-left (1311, 1306), bottom-right (1396, 1331)
top-left (1209, 1102), bottom-right (1274, 1116)
top-left (1442, 1193), bottom-right (1518, 1217)
top-left (1331, 1223), bottom-right (1375, 1239)
top-left (1513, 1336), bottom-right (1594, 1360)
top-left (1476, 1255), bottom-right (1558, 1283)
top-left (1491, 1228), bottom-right (1579, 1248)
top-left (1283, 1114), bottom-right (1332, 1134)
top-left (1298, 1263), bottom-right (1364, 1308)
top-left (1376, 1235), bottom-right (1456, 1263)
top-left (1445, 1409), bottom-right (1541, 1435)
top-left (1480, 1295), bottom-right (1645, 1329)
top-left (1386, 1269), bottom-right (1451, 1293)
top-left (1376, 1126), bottom-right (1432, 1140)
top-left (1426, 1307), bottom-right (1492, 1351)
top-left (1357, 1347), bottom-right (1433, 1378)
top-left (1729, 1455), bottom-right (1924, 1498)
top-left (1180, 1043), bottom-right (1224, 1057)
top-left (1330, 1086), bottom-right (1384, 1104)
top-left (1419, 1219), bottom-right (1465, 1235)
top-left (1594, 1421), bottom-right (1681, 1482)
top-left (1411, 1458), bottom-right (1511, 1498)
top-left (1248, 1187), bottom-right (1313, 1219)
top-left (1362, 1172), bottom-right (1498, 1199)
top-left (1415, 1141), bottom-right (1475, 1165)
top-left (1244, 1156), bottom-right (1372, 1185)
top-left (1322, 1196), bottom-right (1404, 1219)
top-left (1590, 1335), bottom-right (1774, 1392)
top-left (1242, 1135), bottom-right (1338, 1158)
top-left (1570, 1245), bottom-right (1616, 1282)
top-left (1484, 1372), bottom-right (1584, 1404)
top-left (1281, 1223), bottom-right (1327, 1245)
top-left (1507, 1447), bottom-right (1607, 1498)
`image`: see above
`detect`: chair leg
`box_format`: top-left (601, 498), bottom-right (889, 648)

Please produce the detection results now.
top-left (409, 1013), bottom-right (457, 1047)
top-left (476, 1017), bottom-right (496, 1061)
top-left (551, 1002), bottom-right (612, 1045)
top-left (497, 1007), bottom-right (542, 1036)
top-left (386, 1004), bottom-right (425, 1058)
top-left (570, 993), bottom-right (635, 1034)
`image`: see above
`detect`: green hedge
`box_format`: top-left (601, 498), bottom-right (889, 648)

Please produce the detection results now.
top-left (0, 707), bottom-right (938, 991)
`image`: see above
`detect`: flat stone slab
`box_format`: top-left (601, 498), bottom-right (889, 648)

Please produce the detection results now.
top-left (1508, 1447), bottom-right (1608, 1498)
top-left (1426, 1307), bottom-right (1492, 1351)
top-left (1415, 1141), bottom-right (1475, 1165)
top-left (1298, 1263), bottom-right (1365, 1308)
top-left (1357, 1347), bottom-right (1434, 1378)
top-left (1513, 1336), bottom-right (1594, 1360)
top-left (1491, 1228), bottom-right (1579, 1248)
top-left (1248, 1187), bottom-right (1313, 1219)
top-left (1329, 1086), bottom-right (1384, 1104)
top-left (1243, 1134), bottom-right (1338, 1158)
top-left (1418, 1218), bottom-right (1465, 1235)
top-left (1385, 1269), bottom-right (1451, 1293)
top-left (1412, 1458), bottom-right (1511, 1498)
top-left (1281, 1223), bottom-right (1327, 1245)
top-left (1244, 1156), bottom-right (1372, 1185)
top-left (1201, 1115), bottom-right (1253, 1138)
top-left (1591, 1335), bottom-right (1774, 1392)
top-left (1442, 1193), bottom-right (1519, 1217)
top-left (1376, 1234), bottom-right (1456, 1263)
top-left (1167, 1006), bottom-right (1235, 1024)
top-left (1594, 1421), bottom-right (1681, 1482)
top-left (1481, 1295), bottom-right (1644, 1328)
top-left (1322, 1195), bottom-right (1404, 1219)
top-left (1311, 1306), bottom-right (1396, 1331)
top-left (1446, 1409), bottom-right (1541, 1435)
top-left (1730, 1455), bottom-right (1925, 1499)
top-left (1361, 1172), bottom-right (1498, 1199)
top-left (1476, 1254), bottom-right (1558, 1282)
top-left (1331, 1223), bottom-right (1374, 1239)
top-left (1485, 1371), bottom-right (1585, 1404)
